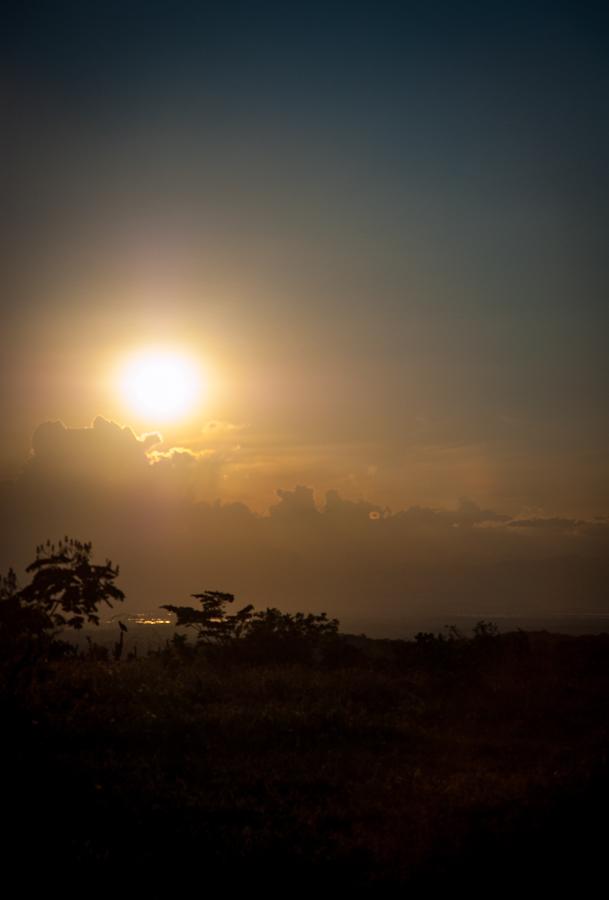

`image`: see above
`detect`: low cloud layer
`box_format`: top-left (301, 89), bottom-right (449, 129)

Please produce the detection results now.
top-left (1, 418), bottom-right (608, 628)
top-left (27, 417), bottom-right (160, 485)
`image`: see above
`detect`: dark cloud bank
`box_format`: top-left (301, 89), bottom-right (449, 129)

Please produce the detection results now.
top-left (1, 419), bottom-right (608, 628)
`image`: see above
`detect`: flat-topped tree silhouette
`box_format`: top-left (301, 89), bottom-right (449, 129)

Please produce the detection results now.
top-left (161, 591), bottom-right (254, 644)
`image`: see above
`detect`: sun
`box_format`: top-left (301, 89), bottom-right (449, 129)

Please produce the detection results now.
top-left (118, 348), bottom-right (204, 422)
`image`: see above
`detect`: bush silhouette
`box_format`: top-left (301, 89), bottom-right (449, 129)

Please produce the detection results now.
top-left (161, 592), bottom-right (339, 663)
top-left (241, 608), bottom-right (339, 664)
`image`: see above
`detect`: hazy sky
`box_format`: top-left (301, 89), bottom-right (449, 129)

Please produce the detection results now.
top-left (1, 3), bottom-right (608, 618)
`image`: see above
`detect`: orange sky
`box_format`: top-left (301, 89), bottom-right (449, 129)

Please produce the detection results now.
top-left (2, 3), bottom-right (608, 621)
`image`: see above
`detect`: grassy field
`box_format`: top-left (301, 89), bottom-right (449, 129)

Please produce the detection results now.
top-left (2, 629), bottom-right (609, 894)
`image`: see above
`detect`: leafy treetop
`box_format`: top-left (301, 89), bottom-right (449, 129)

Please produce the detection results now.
top-left (14, 538), bottom-right (125, 632)
top-left (162, 591), bottom-right (254, 644)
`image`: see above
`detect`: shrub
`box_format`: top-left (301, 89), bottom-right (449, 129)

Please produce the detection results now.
top-left (241, 608), bottom-right (339, 664)
top-left (161, 592), bottom-right (340, 664)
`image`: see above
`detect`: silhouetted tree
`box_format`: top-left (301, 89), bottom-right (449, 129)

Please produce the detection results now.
top-left (472, 620), bottom-right (499, 640)
top-left (161, 591), bottom-right (254, 645)
top-left (18, 538), bottom-right (125, 630)
top-left (0, 538), bottom-right (125, 661)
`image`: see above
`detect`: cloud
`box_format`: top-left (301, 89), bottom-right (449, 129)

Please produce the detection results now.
top-left (148, 447), bottom-right (212, 466)
top-left (323, 489), bottom-right (386, 521)
top-left (507, 517), bottom-right (581, 531)
top-left (2, 419), bottom-right (608, 625)
top-left (147, 445), bottom-right (242, 501)
top-left (394, 498), bottom-right (509, 530)
top-left (20, 418), bottom-right (240, 499)
top-left (201, 420), bottom-right (246, 436)
top-left (23, 417), bottom-right (161, 489)
top-left (271, 485), bottom-right (319, 518)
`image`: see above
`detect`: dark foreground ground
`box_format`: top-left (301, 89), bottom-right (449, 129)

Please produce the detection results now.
top-left (2, 630), bottom-right (609, 895)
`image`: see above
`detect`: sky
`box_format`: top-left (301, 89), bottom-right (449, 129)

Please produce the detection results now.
top-left (1, 2), bottom-right (608, 622)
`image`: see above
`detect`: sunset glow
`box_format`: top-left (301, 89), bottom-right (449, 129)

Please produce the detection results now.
top-left (118, 349), bottom-right (203, 423)
top-left (3, 4), bottom-right (609, 880)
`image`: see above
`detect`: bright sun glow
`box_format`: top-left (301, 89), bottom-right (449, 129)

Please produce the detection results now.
top-left (119, 349), bottom-right (203, 422)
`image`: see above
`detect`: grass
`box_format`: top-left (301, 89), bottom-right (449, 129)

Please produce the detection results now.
top-left (2, 630), bottom-right (609, 894)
